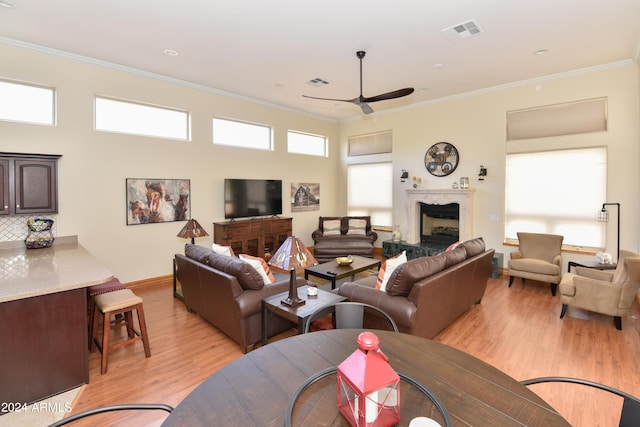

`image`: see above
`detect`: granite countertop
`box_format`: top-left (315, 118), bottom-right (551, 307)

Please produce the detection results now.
top-left (0, 236), bottom-right (114, 303)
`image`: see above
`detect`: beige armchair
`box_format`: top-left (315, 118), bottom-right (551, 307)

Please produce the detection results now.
top-left (559, 250), bottom-right (640, 330)
top-left (508, 232), bottom-right (563, 296)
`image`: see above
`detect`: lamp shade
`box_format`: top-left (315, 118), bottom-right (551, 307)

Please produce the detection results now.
top-left (177, 219), bottom-right (209, 243)
top-left (267, 236), bottom-right (317, 307)
top-left (268, 236), bottom-right (317, 271)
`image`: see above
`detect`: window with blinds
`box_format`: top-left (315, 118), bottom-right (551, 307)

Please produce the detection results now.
top-left (347, 162), bottom-right (393, 227)
top-left (505, 147), bottom-right (607, 248)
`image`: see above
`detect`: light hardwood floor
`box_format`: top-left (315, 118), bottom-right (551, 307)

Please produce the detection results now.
top-left (67, 274), bottom-right (640, 426)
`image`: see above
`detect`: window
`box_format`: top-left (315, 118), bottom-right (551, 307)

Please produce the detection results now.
top-left (0, 79), bottom-right (55, 125)
top-left (287, 130), bottom-right (327, 156)
top-left (505, 147), bottom-right (607, 248)
top-left (95, 96), bottom-right (190, 140)
top-left (348, 130), bottom-right (392, 156)
top-left (347, 163), bottom-right (393, 227)
top-left (213, 117), bottom-right (272, 150)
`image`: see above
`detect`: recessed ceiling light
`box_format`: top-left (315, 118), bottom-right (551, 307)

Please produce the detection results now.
top-left (163, 49), bottom-right (179, 56)
top-left (534, 49), bottom-right (548, 56)
top-left (433, 63), bottom-right (444, 70)
top-left (0, 1), bottom-right (15, 8)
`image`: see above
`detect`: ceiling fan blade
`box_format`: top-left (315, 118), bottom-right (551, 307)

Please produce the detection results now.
top-left (362, 87), bottom-right (415, 103)
top-left (302, 94), bottom-right (356, 103)
top-left (354, 100), bottom-right (374, 114)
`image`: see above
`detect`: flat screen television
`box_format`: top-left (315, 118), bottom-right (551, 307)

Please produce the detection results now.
top-left (224, 178), bottom-right (283, 219)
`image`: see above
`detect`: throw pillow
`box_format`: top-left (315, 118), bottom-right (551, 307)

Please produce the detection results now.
top-left (239, 254), bottom-right (276, 284)
top-left (346, 219), bottom-right (367, 235)
top-left (212, 242), bottom-right (235, 257)
top-left (375, 251), bottom-right (407, 291)
top-left (322, 219), bottom-right (341, 236)
top-left (445, 240), bottom-right (463, 252)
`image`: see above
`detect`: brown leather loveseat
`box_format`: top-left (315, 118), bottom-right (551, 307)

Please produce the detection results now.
top-left (338, 238), bottom-right (494, 339)
top-left (311, 216), bottom-right (378, 263)
top-left (175, 244), bottom-right (307, 352)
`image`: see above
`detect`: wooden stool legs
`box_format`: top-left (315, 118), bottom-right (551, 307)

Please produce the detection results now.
top-left (90, 289), bottom-right (151, 374)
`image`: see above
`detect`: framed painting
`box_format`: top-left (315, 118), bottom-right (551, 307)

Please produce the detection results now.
top-left (291, 182), bottom-right (320, 212)
top-left (126, 178), bottom-right (191, 225)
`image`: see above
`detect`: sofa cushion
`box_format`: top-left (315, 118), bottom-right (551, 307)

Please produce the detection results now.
top-left (443, 246), bottom-right (467, 268)
top-left (207, 252), bottom-right (264, 290)
top-left (461, 237), bottom-right (485, 258)
top-left (376, 251), bottom-right (407, 291)
top-left (346, 219), bottom-right (367, 235)
top-left (386, 253), bottom-right (448, 297)
top-left (239, 254), bottom-right (276, 284)
top-left (212, 242), bottom-right (235, 257)
top-left (322, 219), bottom-right (342, 236)
top-left (185, 244), bottom-right (213, 264)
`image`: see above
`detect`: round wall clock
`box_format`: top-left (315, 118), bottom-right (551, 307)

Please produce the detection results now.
top-left (424, 142), bottom-right (459, 177)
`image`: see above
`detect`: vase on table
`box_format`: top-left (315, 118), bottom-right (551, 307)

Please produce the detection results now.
top-left (392, 225), bottom-right (402, 242)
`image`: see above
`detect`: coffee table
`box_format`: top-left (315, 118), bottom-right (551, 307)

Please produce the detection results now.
top-left (304, 255), bottom-right (381, 290)
top-left (262, 285), bottom-right (346, 345)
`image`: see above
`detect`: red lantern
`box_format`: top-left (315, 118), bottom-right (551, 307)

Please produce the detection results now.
top-left (337, 332), bottom-right (400, 426)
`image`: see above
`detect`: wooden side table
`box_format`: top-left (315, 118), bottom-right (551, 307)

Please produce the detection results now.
top-left (262, 285), bottom-right (346, 345)
top-left (567, 260), bottom-right (617, 273)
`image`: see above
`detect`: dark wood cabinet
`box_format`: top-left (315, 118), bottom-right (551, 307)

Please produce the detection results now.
top-left (214, 217), bottom-right (292, 259)
top-left (0, 153), bottom-right (61, 216)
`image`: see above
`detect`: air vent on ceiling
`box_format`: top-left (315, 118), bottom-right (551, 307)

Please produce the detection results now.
top-left (441, 19), bottom-right (483, 42)
top-left (306, 77), bottom-right (330, 87)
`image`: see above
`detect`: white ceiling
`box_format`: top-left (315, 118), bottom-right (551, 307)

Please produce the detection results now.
top-left (1, 0), bottom-right (639, 121)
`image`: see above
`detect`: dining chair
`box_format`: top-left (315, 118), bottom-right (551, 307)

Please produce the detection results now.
top-left (47, 403), bottom-right (173, 426)
top-left (521, 376), bottom-right (640, 427)
top-left (304, 301), bottom-right (399, 333)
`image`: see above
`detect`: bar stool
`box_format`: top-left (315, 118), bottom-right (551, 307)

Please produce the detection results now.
top-left (90, 288), bottom-right (151, 374)
top-left (87, 278), bottom-right (127, 348)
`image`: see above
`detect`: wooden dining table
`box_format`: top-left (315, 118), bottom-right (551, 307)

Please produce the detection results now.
top-left (161, 329), bottom-right (569, 426)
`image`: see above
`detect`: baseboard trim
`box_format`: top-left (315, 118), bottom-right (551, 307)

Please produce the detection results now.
top-left (126, 274), bottom-right (172, 290)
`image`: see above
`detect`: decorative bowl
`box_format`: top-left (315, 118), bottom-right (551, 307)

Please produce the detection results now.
top-left (335, 255), bottom-right (354, 266)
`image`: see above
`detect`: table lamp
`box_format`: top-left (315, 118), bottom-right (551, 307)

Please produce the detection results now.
top-left (598, 202), bottom-right (620, 260)
top-left (177, 219), bottom-right (209, 244)
top-left (267, 236), bottom-right (317, 307)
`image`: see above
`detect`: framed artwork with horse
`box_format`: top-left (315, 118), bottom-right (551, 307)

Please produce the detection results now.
top-left (126, 178), bottom-right (191, 225)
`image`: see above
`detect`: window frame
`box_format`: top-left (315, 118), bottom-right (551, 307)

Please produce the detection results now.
top-left (0, 78), bottom-right (56, 126)
top-left (213, 117), bottom-right (273, 151)
top-left (287, 130), bottom-right (328, 157)
top-left (347, 162), bottom-right (393, 228)
top-left (504, 146), bottom-right (607, 249)
top-left (94, 95), bottom-right (190, 140)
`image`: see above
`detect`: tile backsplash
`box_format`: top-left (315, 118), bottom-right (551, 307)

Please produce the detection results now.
top-left (0, 215), bottom-right (57, 242)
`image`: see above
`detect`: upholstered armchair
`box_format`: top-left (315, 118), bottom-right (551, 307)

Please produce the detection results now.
top-left (559, 250), bottom-right (640, 330)
top-left (508, 232), bottom-right (563, 296)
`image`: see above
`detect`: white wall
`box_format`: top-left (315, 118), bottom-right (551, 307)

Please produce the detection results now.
top-left (2, 41), bottom-right (638, 281)
top-left (338, 62), bottom-right (640, 270)
top-left (0, 43), bottom-right (340, 282)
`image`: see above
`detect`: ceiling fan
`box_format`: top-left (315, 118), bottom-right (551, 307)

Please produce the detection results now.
top-left (303, 51), bottom-right (414, 114)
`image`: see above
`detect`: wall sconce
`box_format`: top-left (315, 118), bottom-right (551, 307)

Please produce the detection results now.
top-left (478, 165), bottom-right (487, 180)
top-left (400, 169), bottom-right (409, 182)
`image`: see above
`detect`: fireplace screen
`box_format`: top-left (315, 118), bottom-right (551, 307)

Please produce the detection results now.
top-left (420, 203), bottom-right (460, 245)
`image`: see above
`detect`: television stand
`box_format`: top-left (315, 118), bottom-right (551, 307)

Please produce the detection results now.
top-left (213, 217), bottom-right (292, 259)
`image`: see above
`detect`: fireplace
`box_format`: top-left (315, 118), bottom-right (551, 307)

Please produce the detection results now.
top-left (406, 189), bottom-right (474, 245)
top-left (420, 202), bottom-right (460, 245)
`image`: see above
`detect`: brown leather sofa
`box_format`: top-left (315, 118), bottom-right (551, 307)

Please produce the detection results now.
top-left (337, 238), bottom-right (494, 339)
top-left (311, 216), bottom-right (378, 263)
top-left (175, 244), bottom-right (307, 353)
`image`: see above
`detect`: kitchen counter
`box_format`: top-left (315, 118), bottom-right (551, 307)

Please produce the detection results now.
top-left (0, 236), bottom-right (114, 405)
top-left (0, 236), bottom-right (113, 303)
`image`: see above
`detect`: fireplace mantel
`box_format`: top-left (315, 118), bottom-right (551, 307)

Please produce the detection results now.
top-left (406, 189), bottom-right (475, 244)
